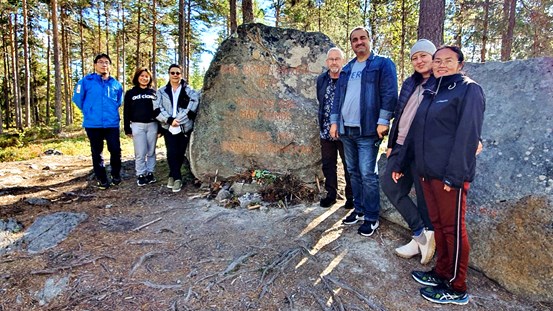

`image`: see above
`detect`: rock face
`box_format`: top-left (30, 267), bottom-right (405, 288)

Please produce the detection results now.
top-left (189, 23), bottom-right (334, 183)
top-left (23, 212), bottom-right (88, 253)
top-left (380, 57), bottom-right (553, 302)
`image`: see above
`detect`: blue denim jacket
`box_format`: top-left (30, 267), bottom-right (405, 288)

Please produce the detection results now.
top-left (330, 52), bottom-right (398, 137)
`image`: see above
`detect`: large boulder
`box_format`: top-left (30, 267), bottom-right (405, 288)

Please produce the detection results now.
top-left (189, 24), bottom-right (334, 183)
top-left (380, 58), bottom-right (553, 302)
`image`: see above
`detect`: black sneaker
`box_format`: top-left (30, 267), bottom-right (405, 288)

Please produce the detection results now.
top-left (412, 270), bottom-right (444, 287)
top-left (320, 197), bottom-right (337, 208)
top-left (137, 175), bottom-right (147, 186)
top-left (146, 172), bottom-right (156, 184)
top-left (358, 220), bottom-right (379, 237)
top-left (97, 180), bottom-right (110, 190)
top-left (342, 211), bottom-right (364, 225)
top-left (111, 176), bottom-right (122, 186)
top-left (420, 285), bottom-right (469, 305)
top-left (342, 199), bottom-right (354, 209)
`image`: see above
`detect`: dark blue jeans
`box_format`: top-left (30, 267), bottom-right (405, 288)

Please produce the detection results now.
top-left (85, 127), bottom-right (122, 183)
top-left (340, 127), bottom-right (381, 221)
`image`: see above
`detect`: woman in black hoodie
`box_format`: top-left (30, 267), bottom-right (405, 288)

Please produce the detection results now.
top-left (392, 46), bottom-right (485, 305)
top-left (123, 67), bottom-right (158, 186)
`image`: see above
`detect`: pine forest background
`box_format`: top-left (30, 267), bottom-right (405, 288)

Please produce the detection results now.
top-left (0, 0), bottom-right (552, 134)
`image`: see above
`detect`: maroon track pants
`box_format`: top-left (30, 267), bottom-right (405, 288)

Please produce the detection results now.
top-left (421, 178), bottom-right (470, 292)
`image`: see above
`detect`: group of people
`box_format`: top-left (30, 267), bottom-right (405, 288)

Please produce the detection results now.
top-left (316, 27), bottom-right (485, 305)
top-left (72, 54), bottom-right (199, 193)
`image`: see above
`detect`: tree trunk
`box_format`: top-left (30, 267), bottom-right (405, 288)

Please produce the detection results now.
top-left (61, 8), bottom-right (72, 126)
top-left (136, 3), bottom-right (141, 68)
top-left (104, 0), bottom-right (110, 55)
top-left (400, 0), bottom-right (406, 82)
top-left (9, 14), bottom-right (22, 129)
top-left (121, 0), bottom-right (126, 91)
top-left (22, 0), bottom-right (31, 127)
top-left (418, 0), bottom-right (445, 45)
top-left (2, 17), bottom-right (13, 129)
top-left (46, 14), bottom-right (51, 125)
top-left (51, 0), bottom-right (63, 132)
top-left (96, 3), bottom-right (102, 53)
top-left (186, 0), bottom-right (191, 79)
top-left (242, 0), bottom-right (254, 24)
top-left (152, 0), bottom-right (157, 84)
top-left (230, 0), bottom-right (237, 33)
top-left (480, 0), bottom-right (490, 62)
top-left (178, 0), bottom-right (185, 66)
top-left (501, 0), bottom-right (516, 61)
top-left (80, 7), bottom-right (85, 77)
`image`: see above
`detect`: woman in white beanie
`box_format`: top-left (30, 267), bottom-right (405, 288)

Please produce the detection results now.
top-left (381, 39), bottom-right (437, 264)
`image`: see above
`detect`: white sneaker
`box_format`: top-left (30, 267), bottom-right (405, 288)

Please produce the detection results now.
top-left (416, 229), bottom-right (436, 265)
top-left (394, 239), bottom-right (420, 258)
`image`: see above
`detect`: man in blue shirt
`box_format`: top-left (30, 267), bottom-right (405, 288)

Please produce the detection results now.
top-left (73, 54), bottom-right (124, 189)
top-left (330, 27), bottom-right (398, 237)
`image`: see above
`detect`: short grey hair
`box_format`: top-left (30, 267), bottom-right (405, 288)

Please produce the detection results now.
top-left (326, 47), bottom-right (345, 59)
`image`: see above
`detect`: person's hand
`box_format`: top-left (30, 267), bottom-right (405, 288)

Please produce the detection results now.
top-left (126, 134), bottom-right (132, 138)
top-left (476, 141), bottom-right (483, 155)
top-left (330, 124), bottom-right (339, 139)
top-left (171, 119), bottom-right (180, 127)
top-left (391, 172), bottom-right (403, 183)
top-left (386, 148), bottom-right (392, 158)
top-left (377, 124), bottom-right (389, 139)
top-left (443, 184), bottom-right (451, 192)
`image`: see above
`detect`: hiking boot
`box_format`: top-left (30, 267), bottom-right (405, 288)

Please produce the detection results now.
top-left (342, 211), bottom-right (364, 225)
top-left (167, 177), bottom-right (174, 189)
top-left (342, 199), bottom-right (354, 209)
top-left (395, 239), bottom-right (420, 259)
top-left (320, 197), bottom-right (336, 208)
top-left (412, 270), bottom-right (444, 287)
top-left (172, 179), bottom-right (182, 193)
top-left (146, 172), bottom-right (156, 184)
top-left (358, 220), bottom-right (379, 237)
top-left (414, 229), bottom-right (435, 265)
top-left (97, 180), bottom-right (110, 190)
top-left (420, 285), bottom-right (469, 305)
top-left (111, 176), bottom-right (122, 186)
top-left (137, 175), bottom-right (147, 186)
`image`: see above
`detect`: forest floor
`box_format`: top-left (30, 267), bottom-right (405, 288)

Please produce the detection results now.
top-left (0, 154), bottom-right (551, 311)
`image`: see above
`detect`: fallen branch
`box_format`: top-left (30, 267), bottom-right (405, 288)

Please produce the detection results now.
top-left (321, 276), bottom-right (345, 311)
top-left (129, 251), bottom-right (167, 277)
top-left (125, 239), bottom-right (167, 245)
top-left (131, 217), bottom-right (162, 232)
top-left (140, 280), bottom-right (182, 291)
top-left (30, 255), bottom-right (114, 275)
top-left (220, 252), bottom-right (257, 276)
top-left (324, 276), bottom-right (386, 311)
top-left (259, 247), bottom-right (301, 299)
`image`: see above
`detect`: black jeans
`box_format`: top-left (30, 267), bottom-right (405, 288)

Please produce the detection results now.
top-left (163, 131), bottom-right (190, 181)
top-left (85, 127), bottom-right (122, 183)
top-left (381, 144), bottom-right (433, 233)
top-left (320, 138), bottom-right (353, 201)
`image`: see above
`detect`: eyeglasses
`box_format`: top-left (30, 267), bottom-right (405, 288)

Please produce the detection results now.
top-left (327, 57), bottom-right (342, 62)
top-left (432, 59), bottom-right (460, 66)
top-left (96, 61), bottom-right (110, 65)
top-left (170, 71), bottom-right (181, 75)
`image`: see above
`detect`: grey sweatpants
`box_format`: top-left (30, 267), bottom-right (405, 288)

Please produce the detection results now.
top-left (131, 122), bottom-right (158, 176)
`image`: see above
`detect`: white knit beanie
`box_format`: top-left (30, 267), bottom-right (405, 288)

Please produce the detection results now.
top-left (410, 39), bottom-right (437, 58)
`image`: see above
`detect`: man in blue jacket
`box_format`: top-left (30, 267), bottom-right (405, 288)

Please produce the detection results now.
top-left (330, 27), bottom-right (398, 237)
top-left (73, 54), bottom-right (124, 189)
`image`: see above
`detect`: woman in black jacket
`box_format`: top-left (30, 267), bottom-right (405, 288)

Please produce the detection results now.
top-left (392, 46), bottom-right (485, 305)
top-left (123, 67), bottom-right (159, 186)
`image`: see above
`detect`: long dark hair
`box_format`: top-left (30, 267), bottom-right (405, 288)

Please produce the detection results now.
top-left (132, 67), bottom-right (153, 88)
